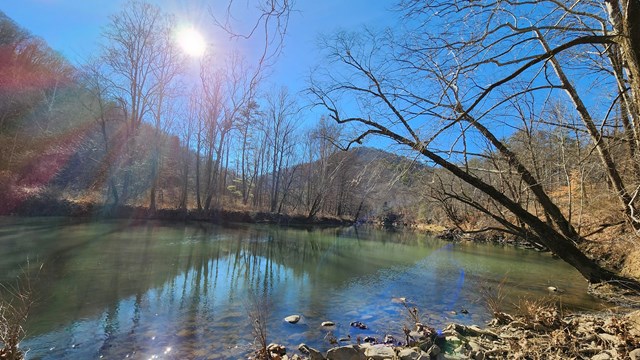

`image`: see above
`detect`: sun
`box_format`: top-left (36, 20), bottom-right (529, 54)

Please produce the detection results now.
top-left (176, 26), bottom-right (207, 58)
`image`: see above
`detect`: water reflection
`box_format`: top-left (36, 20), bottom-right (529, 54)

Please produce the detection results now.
top-left (0, 218), bottom-right (603, 359)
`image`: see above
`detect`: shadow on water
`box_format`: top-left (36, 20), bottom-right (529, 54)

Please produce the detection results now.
top-left (0, 218), bottom-right (605, 359)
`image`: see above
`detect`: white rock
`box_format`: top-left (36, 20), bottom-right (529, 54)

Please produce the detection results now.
top-left (322, 321), bottom-right (335, 327)
top-left (284, 315), bottom-right (301, 324)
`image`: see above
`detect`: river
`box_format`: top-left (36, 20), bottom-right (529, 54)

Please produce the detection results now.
top-left (0, 217), bottom-right (602, 359)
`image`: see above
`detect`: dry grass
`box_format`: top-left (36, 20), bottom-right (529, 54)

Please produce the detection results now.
top-left (513, 297), bottom-right (562, 329)
top-left (480, 276), bottom-right (509, 317)
top-left (414, 223), bottom-right (447, 233)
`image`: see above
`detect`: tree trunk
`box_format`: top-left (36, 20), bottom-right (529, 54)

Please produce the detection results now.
top-left (417, 144), bottom-right (638, 287)
top-left (149, 148), bottom-right (159, 213)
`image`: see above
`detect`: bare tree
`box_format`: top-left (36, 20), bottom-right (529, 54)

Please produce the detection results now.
top-left (263, 87), bottom-right (300, 212)
top-left (78, 59), bottom-right (122, 205)
top-left (101, 0), bottom-right (171, 204)
top-left (178, 90), bottom-right (199, 211)
top-left (310, 1), bottom-right (640, 287)
top-left (199, 53), bottom-right (254, 211)
top-left (302, 117), bottom-right (344, 219)
top-left (211, 0), bottom-right (293, 95)
top-left (234, 100), bottom-right (261, 206)
top-left (148, 22), bottom-right (184, 212)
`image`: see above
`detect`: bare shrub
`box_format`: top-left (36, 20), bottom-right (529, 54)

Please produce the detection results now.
top-left (246, 290), bottom-right (271, 360)
top-left (399, 298), bottom-right (421, 325)
top-left (0, 262), bottom-right (42, 360)
top-left (513, 297), bottom-right (561, 329)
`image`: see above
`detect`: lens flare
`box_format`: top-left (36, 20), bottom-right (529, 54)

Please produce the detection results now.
top-left (176, 26), bottom-right (206, 58)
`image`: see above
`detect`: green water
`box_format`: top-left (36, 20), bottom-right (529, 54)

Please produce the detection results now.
top-left (0, 217), bottom-right (602, 359)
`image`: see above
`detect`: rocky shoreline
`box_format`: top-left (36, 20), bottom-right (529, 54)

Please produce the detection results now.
top-left (435, 228), bottom-right (549, 252)
top-left (258, 308), bottom-right (640, 360)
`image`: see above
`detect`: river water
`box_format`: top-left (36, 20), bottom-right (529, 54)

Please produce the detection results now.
top-left (0, 217), bottom-right (602, 359)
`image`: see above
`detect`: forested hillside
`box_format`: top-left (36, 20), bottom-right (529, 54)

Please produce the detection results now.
top-left (0, 10), bottom-right (432, 223)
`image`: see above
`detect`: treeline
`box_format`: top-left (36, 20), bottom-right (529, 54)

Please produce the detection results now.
top-left (0, 6), bottom-right (428, 223)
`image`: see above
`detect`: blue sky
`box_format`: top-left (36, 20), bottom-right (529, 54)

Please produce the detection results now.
top-left (1, 0), bottom-right (395, 96)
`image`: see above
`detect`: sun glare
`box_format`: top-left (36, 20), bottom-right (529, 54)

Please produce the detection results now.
top-left (176, 26), bottom-right (206, 58)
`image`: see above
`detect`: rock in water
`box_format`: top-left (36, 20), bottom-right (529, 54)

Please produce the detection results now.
top-left (383, 334), bottom-right (396, 344)
top-left (322, 321), bottom-right (335, 327)
top-left (547, 286), bottom-right (564, 293)
top-left (363, 336), bottom-right (377, 343)
top-left (349, 321), bottom-right (368, 329)
top-left (267, 343), bottom-right (286, 356)
top-left (285, 315), bottom-right (301, 324)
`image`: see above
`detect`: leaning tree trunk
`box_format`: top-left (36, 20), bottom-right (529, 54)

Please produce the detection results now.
top-left (415, 145), bottom-right (640, 289)
top-left (605, 0), bottom-right (640, 227)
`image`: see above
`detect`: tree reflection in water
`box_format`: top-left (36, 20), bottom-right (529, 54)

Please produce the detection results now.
top-left (0, 219), bottom-right (601, 359)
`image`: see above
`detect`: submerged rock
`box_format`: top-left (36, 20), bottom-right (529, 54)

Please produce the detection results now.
top-left (349, 321), bottom-right (368, 330)
top-left (363, 336), bottom-right (377, 343)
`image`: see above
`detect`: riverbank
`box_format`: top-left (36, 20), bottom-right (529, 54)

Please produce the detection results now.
top-left (260, 307), bottom-right (640, 360)
top-left (8, 196), bottom-right (353, 227)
